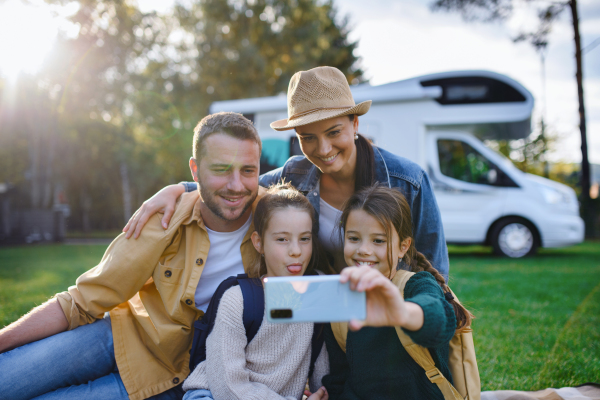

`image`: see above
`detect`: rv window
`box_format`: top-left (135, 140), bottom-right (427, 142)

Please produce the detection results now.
top-left (438, 139), bottom-right (497, 185)
top-left (421, 77), bottom-right (526, 105)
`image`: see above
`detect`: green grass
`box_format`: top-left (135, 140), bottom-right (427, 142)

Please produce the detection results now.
top-left (0, 245), bottom-right (107, 326)
top-left (1, 242), bottom-right (599, 390)
top-left (447, 241), bottom-right (600, 390)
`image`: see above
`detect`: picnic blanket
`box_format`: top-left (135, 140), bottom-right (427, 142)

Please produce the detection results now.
top-left (482, 384), bottom-right (600, 400)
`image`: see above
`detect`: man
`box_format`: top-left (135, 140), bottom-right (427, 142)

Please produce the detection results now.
top-left (0, 112), bottom-right (262, 400)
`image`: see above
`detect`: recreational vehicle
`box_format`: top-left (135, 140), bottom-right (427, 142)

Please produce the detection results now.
top-left (210, 70), bottom-right (584, 257)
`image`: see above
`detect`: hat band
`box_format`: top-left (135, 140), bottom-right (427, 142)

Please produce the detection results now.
top-left (288, 105), bottom-right (354, 120)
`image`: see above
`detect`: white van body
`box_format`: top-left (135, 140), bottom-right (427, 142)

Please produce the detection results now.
top-left (210, 70), bottom-right (584, 257)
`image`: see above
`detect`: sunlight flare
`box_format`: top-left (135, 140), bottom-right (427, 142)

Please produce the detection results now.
top-left (0, 0), bottom-right (61, 80)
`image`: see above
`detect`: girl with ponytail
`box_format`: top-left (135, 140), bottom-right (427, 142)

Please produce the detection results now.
top-left (321, 184), bottom-right (473, 400)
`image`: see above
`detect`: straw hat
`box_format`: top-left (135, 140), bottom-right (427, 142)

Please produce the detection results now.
top-left (270, 66), bottom-right (372, 131)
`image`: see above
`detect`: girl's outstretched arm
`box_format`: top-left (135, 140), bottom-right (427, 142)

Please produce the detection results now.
top-left (340, 266), bottom-right (424, 331)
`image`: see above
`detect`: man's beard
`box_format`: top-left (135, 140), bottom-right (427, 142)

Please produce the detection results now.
top-left (199, 183), bottom-right (257, 222)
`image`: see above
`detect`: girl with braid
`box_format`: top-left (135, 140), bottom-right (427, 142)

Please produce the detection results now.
top-left (321, 184), bottom-right (473, 400)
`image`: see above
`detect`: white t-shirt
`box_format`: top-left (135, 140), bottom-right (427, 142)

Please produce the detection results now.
top-left (194, 215), bottom-right (252, 312)
top-left (318, 198), bottom-right (346, 272)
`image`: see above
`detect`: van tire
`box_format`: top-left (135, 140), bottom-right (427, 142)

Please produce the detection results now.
top-left (491, 218), bottom-right (539, 258)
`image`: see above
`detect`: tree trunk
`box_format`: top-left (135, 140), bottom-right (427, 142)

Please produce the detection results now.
top-left (570, 0), bottom-right (594, 237)
top-left (120, 161), bottom-right (132, 224)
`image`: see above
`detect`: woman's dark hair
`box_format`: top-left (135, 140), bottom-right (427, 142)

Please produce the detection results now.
top-left (349, 115), bottom-right (376, 192)
top-left (339, 184), bottom-right (474, 332)
top-left (250, 182), bottom-right (331, 278)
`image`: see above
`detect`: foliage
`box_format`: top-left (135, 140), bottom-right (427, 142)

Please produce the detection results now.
top-left (0, 0), bottom-right (363, 231)
top-left (172, 0), bottom-right (363, 102)
top-left (1, 241), bottom-right (599, 389)
top-left (484, 118), bottom-right (560, 178)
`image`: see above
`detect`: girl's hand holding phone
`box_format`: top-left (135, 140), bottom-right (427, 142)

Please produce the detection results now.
top-left (340, 265), bottom-right (424, 332)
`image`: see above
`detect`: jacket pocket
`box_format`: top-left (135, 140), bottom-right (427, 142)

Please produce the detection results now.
top-left (155, 262), bottom-right (184, 284)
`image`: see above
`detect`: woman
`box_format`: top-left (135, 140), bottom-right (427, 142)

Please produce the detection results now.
top-left (124, 66), bottom-right (449, 278)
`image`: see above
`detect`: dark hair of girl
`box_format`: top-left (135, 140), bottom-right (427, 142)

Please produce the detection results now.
top-left (250, 182), bottom-right (332, 278)
top-left (339, 184), bottom-right (474, 332)
top-left (348, 115), bottom-right (376, 192)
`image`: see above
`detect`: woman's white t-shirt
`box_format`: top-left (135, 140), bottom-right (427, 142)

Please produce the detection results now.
top-left (318, 198), bottom-right (346, 272)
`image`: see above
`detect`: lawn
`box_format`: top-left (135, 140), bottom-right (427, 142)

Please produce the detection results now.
top-left (1, 241), bottom-right (599, 391)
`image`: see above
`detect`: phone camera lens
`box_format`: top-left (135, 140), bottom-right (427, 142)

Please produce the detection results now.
top-left (270, 309), bottom-right (293, 319)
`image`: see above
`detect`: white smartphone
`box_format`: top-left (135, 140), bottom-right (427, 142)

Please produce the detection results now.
top-left (263, 275), bottom-right (366, 323)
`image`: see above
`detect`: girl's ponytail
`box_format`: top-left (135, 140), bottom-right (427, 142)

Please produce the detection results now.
top-left (348, 115), bottom-right (376, 192)
top-left (354, 133), bottom-right (376, 192)
top-left (409, 251), bottom-right (474, 332)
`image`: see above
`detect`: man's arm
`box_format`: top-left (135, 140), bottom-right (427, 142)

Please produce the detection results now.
top-left (0, 298), bottom-right (68, 353)
top-left (1, 197), bottom-right (188, 353)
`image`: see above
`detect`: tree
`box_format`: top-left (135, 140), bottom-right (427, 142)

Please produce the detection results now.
top-left (485, 117), bottom-right (559, 177)
top-left (1, 0), bottom-right (364, 232)
top-left (169, 0), bottom-right (363, 107)
top-left (431, 0), bottom-right (594, 236)
top-left (151, 0), bottom-right (364, 171)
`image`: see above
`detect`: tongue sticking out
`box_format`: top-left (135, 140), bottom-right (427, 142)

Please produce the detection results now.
top-left (287, 265), bottom-right (302, 274)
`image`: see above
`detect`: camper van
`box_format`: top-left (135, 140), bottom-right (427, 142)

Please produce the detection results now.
top-left (210, 70), bottom-right (584, 257)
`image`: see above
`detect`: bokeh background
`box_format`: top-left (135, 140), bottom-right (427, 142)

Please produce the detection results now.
top-left (0, 0), bottom-right (598, 237)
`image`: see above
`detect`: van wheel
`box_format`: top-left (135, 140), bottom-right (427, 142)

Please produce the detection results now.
top-left (491, 218), bottom-right (538, 258)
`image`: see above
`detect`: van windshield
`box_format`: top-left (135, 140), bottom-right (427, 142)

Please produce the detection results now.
top-left (482, 140), bottom-right (519, 169)
top-left (438, 139), bottom-right (494, 185)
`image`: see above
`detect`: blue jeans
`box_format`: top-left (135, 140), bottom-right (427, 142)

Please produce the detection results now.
top-left (0, 315), bottom-right (184, 400)
top-left (183, 389), bottom-right (214, 400)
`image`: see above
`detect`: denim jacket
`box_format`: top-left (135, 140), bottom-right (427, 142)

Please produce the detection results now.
top-left (183, 147), bottom-right (449, 278)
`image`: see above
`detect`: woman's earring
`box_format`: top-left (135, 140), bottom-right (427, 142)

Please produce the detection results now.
top-left (261, 253), bottom-right (264, 258)
top-left (354, 132), bottom-right (359, 140)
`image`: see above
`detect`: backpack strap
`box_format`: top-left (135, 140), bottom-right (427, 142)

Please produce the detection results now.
top-left (189, 275), bottom-right (241, 371)
top-left (392, 270), bottom-right (464, 400)
top-left (308, 323), bottom-right (325, 378)
top-left (395, 327), bottom-right (463, 400)
top-left (392, 269), bottom-right (415, 296)
top-left (236, 274), bottom-right (264, 344)
top-left (331, 321), bottom-right (348, 352)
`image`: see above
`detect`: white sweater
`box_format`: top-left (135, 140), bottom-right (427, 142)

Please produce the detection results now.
top-left (182, 286), bottom-right (329, 400)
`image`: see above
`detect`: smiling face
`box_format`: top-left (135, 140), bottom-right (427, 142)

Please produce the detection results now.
top-left (251, 208), bottom-right (313, 278)
top-left (190, 133), bottom-right (260, 232)
top-left (343, 209), bottom-right (411, 279)
top-left (295, 116), bottom-right (359, 176)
